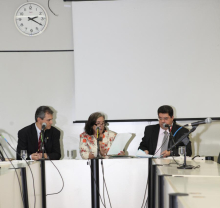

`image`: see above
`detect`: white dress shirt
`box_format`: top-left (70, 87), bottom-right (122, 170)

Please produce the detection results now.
top-left (35, 123), bottom-right (41, 140)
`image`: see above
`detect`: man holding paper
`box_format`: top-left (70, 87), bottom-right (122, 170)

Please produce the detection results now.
top-left (138, 105), bottom-right (192, 157)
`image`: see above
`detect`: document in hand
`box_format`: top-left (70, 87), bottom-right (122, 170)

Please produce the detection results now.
top-left (136, 149), bottom-right (160, 158)
top-left (107, 133), bottom-right (132, 155)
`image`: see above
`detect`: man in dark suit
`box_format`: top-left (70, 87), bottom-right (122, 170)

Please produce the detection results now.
top-left (138, 105), bottom-right (192, 157)
top-left (17, 106), bottom-right (61, 160)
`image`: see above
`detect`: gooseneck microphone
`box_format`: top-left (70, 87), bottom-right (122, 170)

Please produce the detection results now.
top-left (163, 123), bottom-right (170, 128)
top-left (163, 123), bottom-right (172, 132)
top-left (41, 123), bottom-right (46, 131)
top-left (96, 126), bottom-right (100, 139)
top-left (183, 118), bottom-right (212, 127)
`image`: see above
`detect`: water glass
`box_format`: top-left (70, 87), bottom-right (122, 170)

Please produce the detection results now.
top-left (21, 150), bottom-right (27, 160)
top-left (178, 146), bottom-right (185, 159)
top-left (67, 150), bottom-right (72, 159)
top-left (67, 150), bottom-right (70, 159)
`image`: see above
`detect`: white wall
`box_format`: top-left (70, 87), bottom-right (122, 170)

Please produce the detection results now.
top-left (0, 0), bottom-right (75, 159)
top-left (0, 0), bottom-right (220, 161)
top-left (0, 0), bottom-right (73, 50)
top-left (72, 0), bottom-right (220, 120)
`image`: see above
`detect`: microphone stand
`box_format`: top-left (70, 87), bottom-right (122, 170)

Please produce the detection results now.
top-left (90, 128), bottom-right (103, 208)
top-left (96, 128), bottom-right (99, 157)
top-left (96, 128), bottom-right (103, 159)
top-left (168, 126), bottom-right (197, 169)
top-left (38, 128), bottom-right (47, 208)
top-left (167, 126), bottom-right (175, 150)
top-left (40, 129), bottom-right (45, 159)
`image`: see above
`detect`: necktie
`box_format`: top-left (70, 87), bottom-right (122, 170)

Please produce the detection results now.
top-left (38, 132), bottom-right (42, 153)
top-left (161, 131), bottom-right (169, 153)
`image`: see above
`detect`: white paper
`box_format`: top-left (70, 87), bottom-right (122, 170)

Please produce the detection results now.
top-left (107, 133), bottom-right (131, 155)
top-left (136, 149), bottom-right (160, 158)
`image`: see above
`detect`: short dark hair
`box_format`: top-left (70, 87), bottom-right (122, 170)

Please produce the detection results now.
top-left (84, 112), bottom-right (106, 135)
top-left (35, 106), bottom-right (53, 122)
top-left (157, 105), bottom-right (173, 117)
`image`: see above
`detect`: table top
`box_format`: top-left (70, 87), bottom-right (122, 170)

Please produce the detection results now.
top-left (154, 158), bottom-right (220, 177)
top-left (165, 176), bottom-right (220, 208)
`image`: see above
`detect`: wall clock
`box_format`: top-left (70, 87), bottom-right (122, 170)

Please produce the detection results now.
top-left (14, 2), bottom-right (48, 36)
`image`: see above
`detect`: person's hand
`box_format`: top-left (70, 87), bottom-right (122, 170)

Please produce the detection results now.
top-left (89, 152), bottom-right (95, 159)
top-left (31, 152), bottom-right (40, 160)
top-left (38, 153), bottom-right (48, 159)
top-left (100, 145), bottom-right (108, 156)
top-left (144, 150), bottom-right (149, 155)
top-left (161, 150), bottom-right (170, 157)
top-left (118, 151), bottom-right (125, 155)
top-left (5, 158), bottom-right (13, 161)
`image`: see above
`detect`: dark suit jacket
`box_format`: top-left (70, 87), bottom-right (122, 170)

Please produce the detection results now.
top-left (138, 122), bottom-right (192, 156)
top-left (16, 123), bottom-right (61, 160)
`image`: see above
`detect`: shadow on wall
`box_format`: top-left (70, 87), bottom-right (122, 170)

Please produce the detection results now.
top-left (124, 133), bottom-right (135, 156)
top-left (190, 122), bottom-right (219, 158)
top-left (54, 126), bottom-right (64, 159)
top-left (49, 106), bottom-right (65, 159)
top-left (0, 129), bottom-right (18, 159)
top-left (188, 133), bottom-right (196, 157)
top-left (190, 127), bottom-right (205, 156)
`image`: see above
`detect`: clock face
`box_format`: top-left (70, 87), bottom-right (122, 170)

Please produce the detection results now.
top-left (14, 2), bottom-right (48, 36)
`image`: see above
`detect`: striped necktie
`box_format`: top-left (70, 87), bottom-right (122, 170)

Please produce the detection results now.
top-left (38, 132), bottom-right (42, 153)
top-left (161, 131), bottom-right (169, 153)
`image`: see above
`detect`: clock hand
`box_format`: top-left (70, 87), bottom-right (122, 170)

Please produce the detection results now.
top-left (29, 18), bottom-right (42, 26)
top-left (28, 16), bottom-right (38, 21)
top-left (31, 16), bottom-right (38, 21)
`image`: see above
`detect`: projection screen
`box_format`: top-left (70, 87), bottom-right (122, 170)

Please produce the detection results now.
top-left (72, 0), bottom-right (220, 121)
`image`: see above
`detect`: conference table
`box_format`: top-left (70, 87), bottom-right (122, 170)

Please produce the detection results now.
top-left (165, 176), bottom-right (220, 208)
top-left (151, 158), bottom-right (220, 208)
top-left (1, 157), bottom-right (220, 208)
top-left (0, 158), bottom-right (149, 208)
top-left (0, 161), bottom-right (42, 208)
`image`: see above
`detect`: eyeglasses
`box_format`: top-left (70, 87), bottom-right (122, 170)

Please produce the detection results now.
top-left (158, 117), bottom-right (170, 121)
top-left (95, 122), bottom-right (105, 126)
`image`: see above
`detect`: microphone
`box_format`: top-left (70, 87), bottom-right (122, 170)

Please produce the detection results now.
top-left (163, 123), bottom-right (170, 128)
top-left (163, 123), bottom-right (172, 133)
top-left (42, 123), bottom-right (46, 131)
top-left (183, 118), bottom-right (212, 127)
top-left (96, 126), bottom-right (100, 139)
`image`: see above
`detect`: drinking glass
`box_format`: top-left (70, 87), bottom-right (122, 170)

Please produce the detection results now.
top-left (67, 150), bottom-right (71, 159)
top-left (21, 150), bottom-right (27, 160)
top-left (178, 146), bottom-right (185, 159)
